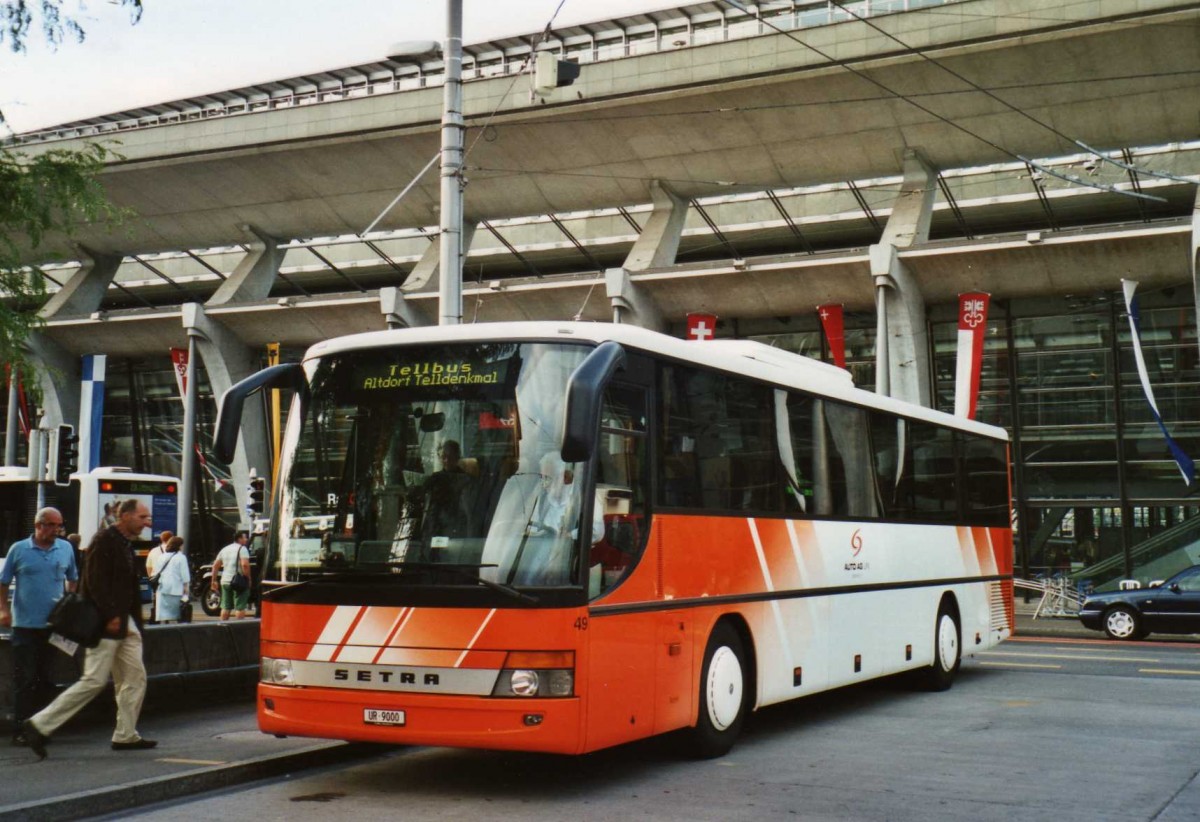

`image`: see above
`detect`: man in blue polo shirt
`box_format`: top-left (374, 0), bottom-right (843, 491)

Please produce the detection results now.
top-left (0, 507), bottom-right (77, 746)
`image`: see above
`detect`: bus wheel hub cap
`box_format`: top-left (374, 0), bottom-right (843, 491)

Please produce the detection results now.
top-left (707, 646), bottom-right (743, 730)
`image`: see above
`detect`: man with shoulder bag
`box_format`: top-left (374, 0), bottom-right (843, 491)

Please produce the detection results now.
top-left (0, 507), bottom-right (77, 747)
top-left (20, 499), bottom-right (158, 759)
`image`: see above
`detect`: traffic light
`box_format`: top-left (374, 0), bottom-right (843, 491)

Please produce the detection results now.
top-left (50, 424), bottom-right (79, 486)
top-left (246, 474), bottom-right (266, 516)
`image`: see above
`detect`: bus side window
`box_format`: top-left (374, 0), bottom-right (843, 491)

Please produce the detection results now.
top-left (658, 364), bottom-right (784, 513)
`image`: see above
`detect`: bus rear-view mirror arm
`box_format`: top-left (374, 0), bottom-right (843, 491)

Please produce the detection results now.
top-left (214, 363), bottom-right (307, 464)
top-left (561, 341), bottom-right (626, 464)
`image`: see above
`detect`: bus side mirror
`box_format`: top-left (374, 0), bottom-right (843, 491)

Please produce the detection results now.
top-left (214, 363), bottom-right (307, 464)
top-left (561, 341), bottom-right (626, 463)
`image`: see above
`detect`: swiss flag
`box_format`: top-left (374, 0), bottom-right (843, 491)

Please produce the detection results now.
top-left (686, 313), bottom-right (718, 341)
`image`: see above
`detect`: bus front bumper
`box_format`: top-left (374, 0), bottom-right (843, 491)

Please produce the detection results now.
top-left (258, 683), bottom-right (583, 754)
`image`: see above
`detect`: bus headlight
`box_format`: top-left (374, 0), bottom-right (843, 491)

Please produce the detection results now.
top-left (261, 657), bottom-right (295, 686)
top-left (511, 670), bottom-right (540, 696)
top-left (491, 651), bottom-right (574, 698)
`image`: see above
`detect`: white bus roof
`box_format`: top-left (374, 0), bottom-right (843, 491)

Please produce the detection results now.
top-left (0, 467), bottom-right (179, 484)
top-left (304, 322), bottom-right (1008, 442)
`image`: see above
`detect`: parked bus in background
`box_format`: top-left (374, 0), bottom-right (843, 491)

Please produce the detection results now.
top-left (0, 467), bottom-right (178, 567)
top-left (217, 322), bottom-right (1012, 757)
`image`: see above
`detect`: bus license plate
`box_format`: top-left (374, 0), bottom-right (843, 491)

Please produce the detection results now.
top-left (363, 708), bottom-right (405, 726)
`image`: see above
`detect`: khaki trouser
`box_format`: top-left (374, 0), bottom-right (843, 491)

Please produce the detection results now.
top-left (29, 623), bottom-right (147, 744)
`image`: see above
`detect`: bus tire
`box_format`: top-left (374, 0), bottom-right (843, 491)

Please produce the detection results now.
top-left (916, 603), bottom-right (960, 692)
top-left (687, 621), bottom-right (748, 759)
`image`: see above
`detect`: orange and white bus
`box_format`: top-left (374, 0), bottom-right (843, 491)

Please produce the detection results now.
top-left (215, 322), bottom-right (1012, 757)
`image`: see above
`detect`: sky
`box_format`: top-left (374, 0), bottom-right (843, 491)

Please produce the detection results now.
top-left (0, 0), bottom-right (677, 134)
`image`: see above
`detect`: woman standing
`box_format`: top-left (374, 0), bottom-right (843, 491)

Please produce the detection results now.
top-left (154, 536), bottom-right (191, 623)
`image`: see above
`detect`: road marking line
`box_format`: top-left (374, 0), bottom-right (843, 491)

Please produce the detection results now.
top-left (1138, 668), bottom-right (1200, 676)
top-left (157, 757), bottom-right (227, 765)
top-left (1008, 635), bottom-right (1200, 649)
top-left (982, 650), bottom-right (1162, 663)
top-left (979, 661), bottom-right (1061, 669)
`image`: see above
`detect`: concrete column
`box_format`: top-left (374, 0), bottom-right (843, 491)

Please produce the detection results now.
top-left (181, 302), bottom-right (271, 523)
top-left (38, 247), bottom-right (122, 319)
top-left (380, 286), bottom-right (426, 329)
top-left (24, 333), bottom-right (79, 428)
top-left (871, 150), bottom-right (936, 407)
top-left (605, 267), bottom-right (665, 331)
top-left (623, 180), bottom-right (689, 271)
top-left (881, 150), bottom-right (937, 248)
top-left (207, 224), bottom-right (285, 306)
top-left (870, 245), bottom-right (931, 407)
top-left (400, 223), bottom-right (477, 297)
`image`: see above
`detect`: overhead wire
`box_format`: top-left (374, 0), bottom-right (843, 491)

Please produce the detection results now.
top-left (720, 0), bottom-right (1169, 204)
top-left (825, 1), bottom-right (1195, 190)
top-left (462, 0), bottom-right (569, 164)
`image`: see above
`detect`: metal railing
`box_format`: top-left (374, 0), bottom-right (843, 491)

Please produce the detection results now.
top-left (1015, 577), bottom-right (1082, 618)
top-left (12, 0), bottom-right (955, 145)
top-left (1069, 514), bottom-right (1200, 585)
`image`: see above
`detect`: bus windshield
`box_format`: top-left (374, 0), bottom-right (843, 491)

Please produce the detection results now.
top-left (272, 341), bottom-right (595, 595)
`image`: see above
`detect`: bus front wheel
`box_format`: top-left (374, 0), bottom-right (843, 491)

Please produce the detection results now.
top-left (916, 604), bottom-right (960, 692)
top-left (687, 621), bottom-right (748, 758)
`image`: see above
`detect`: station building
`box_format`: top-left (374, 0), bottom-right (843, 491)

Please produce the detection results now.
top-left (4, 0), bottom-right (1199, 587)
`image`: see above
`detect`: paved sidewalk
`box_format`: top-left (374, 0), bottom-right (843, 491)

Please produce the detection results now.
top-left (0, 701), bottom-right (375, 821)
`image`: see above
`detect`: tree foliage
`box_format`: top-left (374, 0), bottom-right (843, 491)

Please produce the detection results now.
top-left (0, 0), bottom-right (142, 366)
top-left (0, 142), bottom-right (128, 363)
top-left (2, 0), bottom-right (141, 54)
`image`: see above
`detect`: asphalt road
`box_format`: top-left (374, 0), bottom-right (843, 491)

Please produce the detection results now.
top-left (106, 636), bottom-right (1200, 822)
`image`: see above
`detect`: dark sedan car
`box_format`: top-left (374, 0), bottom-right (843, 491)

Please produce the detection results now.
top-left (1079, 565), bottom-right (1200, 640)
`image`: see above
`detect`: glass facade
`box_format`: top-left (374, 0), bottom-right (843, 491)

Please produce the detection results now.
top-left (0, 351), bottom-right (290, 562)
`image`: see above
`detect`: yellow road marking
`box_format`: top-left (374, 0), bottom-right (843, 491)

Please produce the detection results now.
top-left (1002, 700), bottom-right (1036, 707)
top-left (1138, 668), bottom-right (1200, 676)
top-left (983, 650), bottom-right (1163, 663)
top-left (157, 757), bottom-right (227, 766)
top-left (979, 661), bottom-right (1061, 669)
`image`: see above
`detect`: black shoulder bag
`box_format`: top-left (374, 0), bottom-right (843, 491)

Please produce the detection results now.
top-left (47, 592), bottom-right (104, 648)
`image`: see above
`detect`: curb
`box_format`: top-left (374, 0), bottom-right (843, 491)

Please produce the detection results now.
top-left (0, 740), bottom-right (386, 821)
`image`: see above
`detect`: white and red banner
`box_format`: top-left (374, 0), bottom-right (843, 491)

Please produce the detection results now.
top-left (816, 304), bottom-right (846, 368)
top-left (686, 312), bottom-right (718, 341)
top-left (954, 292), bottom-right (990, 419)
top-left (170, 347), bottom-right (189, 398)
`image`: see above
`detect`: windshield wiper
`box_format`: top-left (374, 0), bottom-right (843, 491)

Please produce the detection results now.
top-left (265, 569), bottom-right (396, 595)
top-left (388, 561), bottom-right (540, 605)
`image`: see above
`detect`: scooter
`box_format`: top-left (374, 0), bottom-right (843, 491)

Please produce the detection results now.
top-left (193, 564), bottom-right (221, 617)
top-left (192, 562), bottom-right (258, 617)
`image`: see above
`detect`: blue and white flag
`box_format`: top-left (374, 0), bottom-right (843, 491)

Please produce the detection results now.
top-left (79, 354), bottom-right (106, 473)
top-left (1122, 280), bottom-right (1195, 485)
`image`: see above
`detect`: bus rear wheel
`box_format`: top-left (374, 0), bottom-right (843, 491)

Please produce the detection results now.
top-left (915, 604), bottom-right (960, 692)
top-left (687, 621), bottom-right (748, 759)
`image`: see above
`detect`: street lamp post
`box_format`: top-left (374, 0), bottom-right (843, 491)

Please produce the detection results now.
top-left (439, 0), bottom-right (464, 326)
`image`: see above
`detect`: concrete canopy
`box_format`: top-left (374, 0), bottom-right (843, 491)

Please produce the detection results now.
top-left (16, 0), bottom-right (1200, 262)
